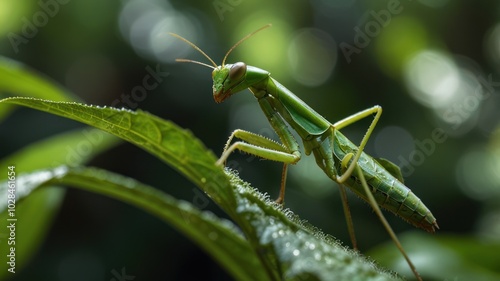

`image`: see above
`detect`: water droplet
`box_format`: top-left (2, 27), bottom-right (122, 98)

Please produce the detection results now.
top-left (292, 249), bottom-right (300, 256)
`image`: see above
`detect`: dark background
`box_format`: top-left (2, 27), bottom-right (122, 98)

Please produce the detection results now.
top-left (1, 0), bottom-right (499, 280)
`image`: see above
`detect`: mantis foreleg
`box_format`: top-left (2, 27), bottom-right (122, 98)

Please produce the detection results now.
top-left (217, 98), bottom-right (301, 203)
top-left (338, 184), bottom-right (357, 250)
top-left (217, 129), bottom-right (297, 165)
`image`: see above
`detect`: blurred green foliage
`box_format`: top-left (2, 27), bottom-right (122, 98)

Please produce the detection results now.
top-left (1, 0), bottom-right (500, 280)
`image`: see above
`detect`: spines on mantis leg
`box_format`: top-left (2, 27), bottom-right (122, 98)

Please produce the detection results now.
top-left (333, 131), bottom-right (439, 233)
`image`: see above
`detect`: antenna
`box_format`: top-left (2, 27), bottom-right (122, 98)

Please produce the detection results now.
top-left (222, 24), bottom-right (272, 66)
top-left (175, 59), bottom-right (215, 70)
top-left (169, 32), bottom-right (217, 69)
top-left (170, 23), bottom-right (272, 69)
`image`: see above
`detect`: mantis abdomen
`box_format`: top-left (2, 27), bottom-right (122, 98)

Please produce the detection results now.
top-left (333, 130), bottom-right (438, 232)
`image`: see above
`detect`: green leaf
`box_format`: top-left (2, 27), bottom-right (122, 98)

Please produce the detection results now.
top-left (0, 56), bottom-right (80, 121)
top-left (0, 97), bottom-right (236, 210)
top-left (226, 171), bottom-right (401, 281)
top-left (0, 166), bottom-right (268, 281)
top-left (0, 128), bottom-right (120, 279)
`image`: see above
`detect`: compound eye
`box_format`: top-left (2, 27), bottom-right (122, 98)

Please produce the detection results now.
top-left (228, 62), bottom-right (247, 81)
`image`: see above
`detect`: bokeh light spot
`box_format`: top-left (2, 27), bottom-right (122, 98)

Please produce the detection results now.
top-left (288, 28), bottom-right (337, 87)
top-left (230, 16), bottom-right (291, 75)
top-left (484, 22), bottom-right (500, 68)
top-left (118, 0), bottom-right (202, 63)
top-left (404, 50), bottom-right (459, 108)
top-left (456, 147), bottom-right (500, 200)
top-left (0, 1), bottom-right (32, 37)
top-left (404, 50), bottom-right (487, 134)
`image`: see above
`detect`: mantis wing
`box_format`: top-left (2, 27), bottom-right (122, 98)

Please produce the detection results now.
top-left (375, 158), bottom-right (405, 184)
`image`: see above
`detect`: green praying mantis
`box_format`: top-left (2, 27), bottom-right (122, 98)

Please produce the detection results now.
top-left (170, 24), bottom-right (438, 281)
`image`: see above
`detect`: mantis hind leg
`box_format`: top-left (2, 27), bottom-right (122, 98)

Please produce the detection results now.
top-left (331, 105), bottom-right (423, 280)
top-left (350, 157), bottom-right (423, 281)
top-left (325, 106), bottom-right (382, 252)
top-left (333, 105), bottom-right (382, 183)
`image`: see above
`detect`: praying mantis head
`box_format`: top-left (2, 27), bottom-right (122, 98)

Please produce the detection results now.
top-left (170, 24), bottom-right (271, 103)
